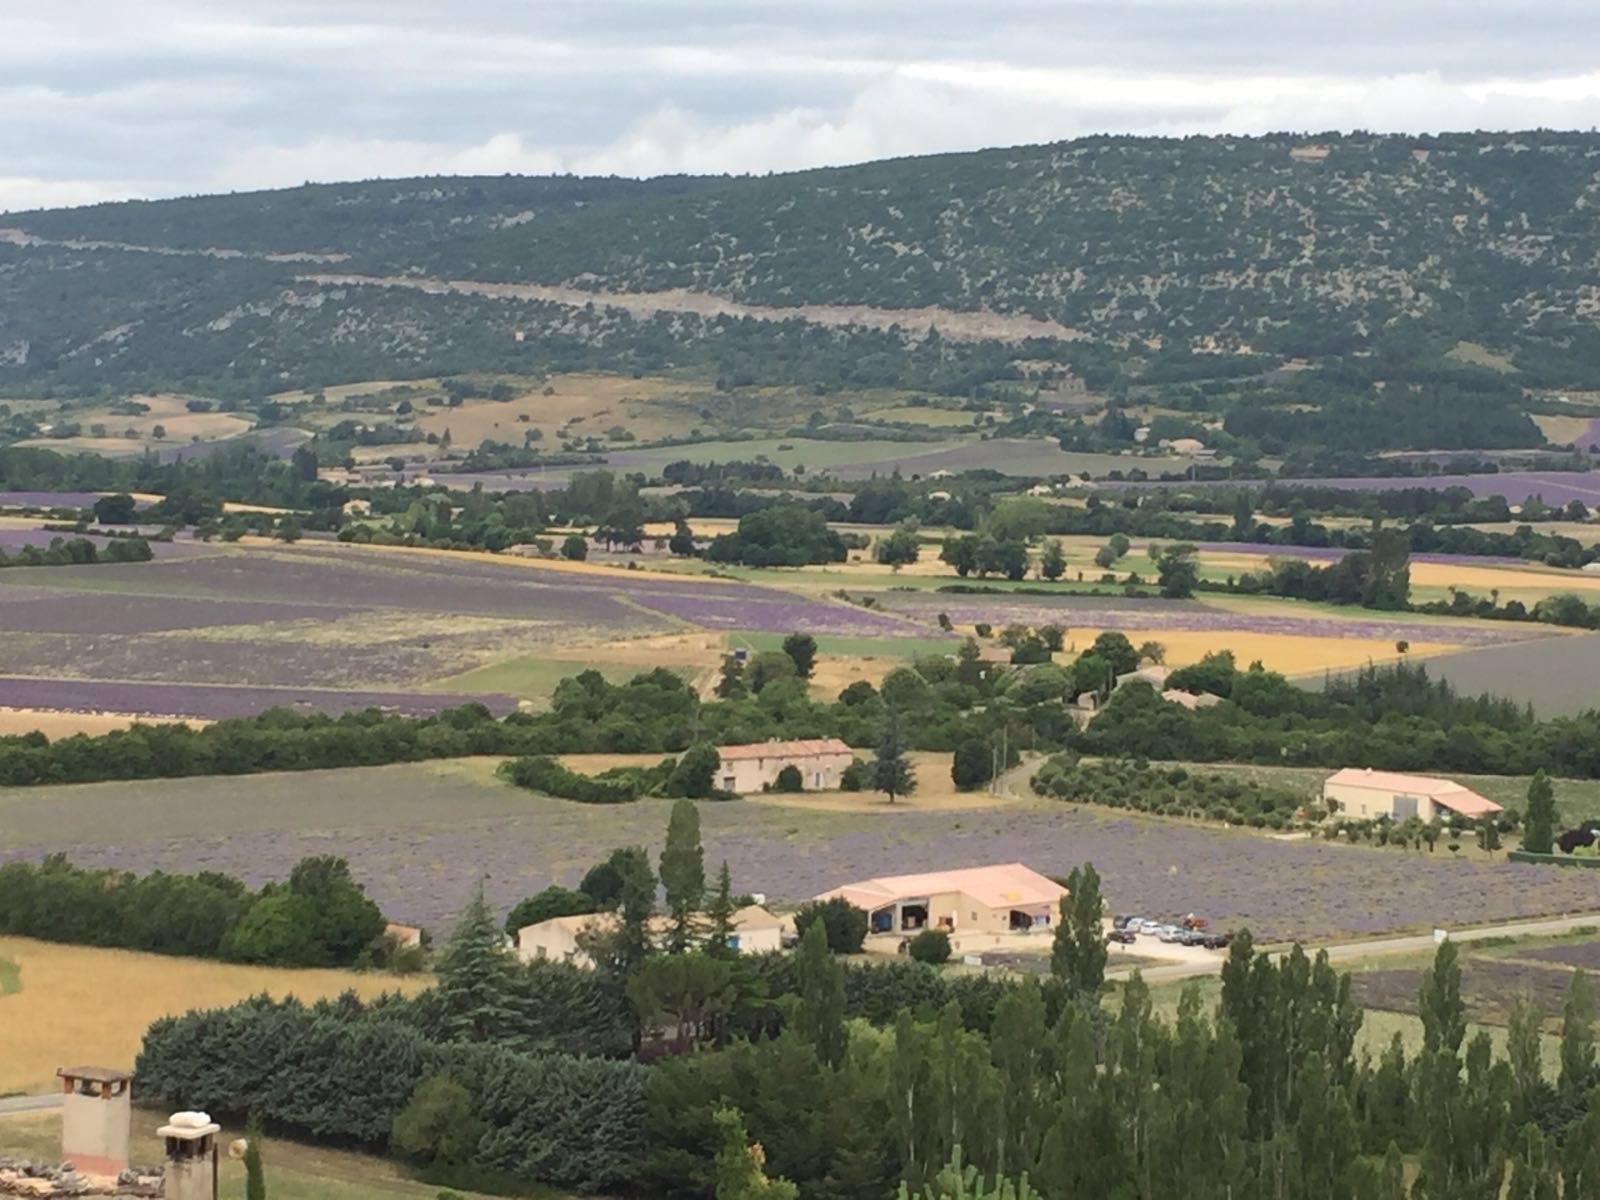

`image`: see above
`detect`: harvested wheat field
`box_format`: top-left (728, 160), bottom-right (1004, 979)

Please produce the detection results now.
top-left (0, 708), bottom-right (202, 738)
top-left (0, 937), bottom-right (428, 1095)
top-left (1041, 627), bottom-right (1458, 675)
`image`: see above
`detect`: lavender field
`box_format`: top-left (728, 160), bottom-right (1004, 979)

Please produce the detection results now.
top-left (7, 762), bottom-right (1600, 942)
top-left (0, 529), bottom-right (204, 558)
top-left (0, 676), bottom-right (515, 719)
top-left (0, 543), bottom-right (945, 713)
top-left (1108, 471), bottom-right (1600, 507)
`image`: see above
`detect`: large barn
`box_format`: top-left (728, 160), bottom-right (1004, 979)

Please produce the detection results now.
top-left (815, 862), bottom-right (1066, 937)
top-left (1322, 768), bottom-right (1503, 823)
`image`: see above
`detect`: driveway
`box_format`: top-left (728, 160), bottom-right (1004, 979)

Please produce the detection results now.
top-left (0, 1092), bottom-right (62, 1117)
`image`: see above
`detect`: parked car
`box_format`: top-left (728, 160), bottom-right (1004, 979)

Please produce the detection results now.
top-left (1179, 929), bottom-right (1209, 947)
top-left (1112, 915), bottom-right (1133, 931)
top-left (1203, 932), bottom-right (1234, 950)
top-left (1107, 929), bottom-right (1136, 945)
top-left (1158, 925), bottom-right (1187, 943)
top-left (1136, 919), bottom-right (1162, 935)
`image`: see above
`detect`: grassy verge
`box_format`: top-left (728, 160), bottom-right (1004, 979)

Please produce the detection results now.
top-left (0, 955), bottom-right (19, 997)
top-left (0, 1109), bottom-right (505, 1200)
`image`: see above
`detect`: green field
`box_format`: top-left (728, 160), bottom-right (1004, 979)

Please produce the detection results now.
top-left (424, 657), bottom-right (690, 705)
top-left (0, 955), bottom-right (19, 997)
top-left (728, 632), bottom-right (960, 658)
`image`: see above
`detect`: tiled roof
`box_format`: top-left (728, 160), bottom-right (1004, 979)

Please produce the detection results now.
top-left (817, 862), bottom-right (1065, 911)
top-left (1325, 768), bottom-right (1503, 816)
top-left (717, 738), bottom-right (854, 762)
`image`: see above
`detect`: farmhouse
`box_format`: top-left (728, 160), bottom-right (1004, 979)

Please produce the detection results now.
top-left (1322, 767), bottom-right (1504, 823)
top-left (816, 862), bottom-right (1065, 937)
top-left (716, 737), bottom-right (855, 794)
top-left (515, 905), bottom-right (784, 967)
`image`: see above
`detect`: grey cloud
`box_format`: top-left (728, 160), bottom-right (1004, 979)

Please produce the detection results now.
top-left (2, 0), bottom-right (1599, 211)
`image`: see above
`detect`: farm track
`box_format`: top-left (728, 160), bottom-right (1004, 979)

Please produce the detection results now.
top-left (299, 272), bottom-right (1083, 345)
top-left (1124, 911), bottom-right (1600, 986)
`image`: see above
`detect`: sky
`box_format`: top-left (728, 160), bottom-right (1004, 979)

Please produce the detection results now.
top-left (4, 0), bottom-right (1600, 212)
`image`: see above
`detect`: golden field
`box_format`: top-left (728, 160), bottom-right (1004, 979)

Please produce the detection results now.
top-left (0, 937), bottom-right (428, 1095)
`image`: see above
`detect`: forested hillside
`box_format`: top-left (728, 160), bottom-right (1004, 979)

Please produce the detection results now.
top-left (5, 129), bottom-right (1600, 401)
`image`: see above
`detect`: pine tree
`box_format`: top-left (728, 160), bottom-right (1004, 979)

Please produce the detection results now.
top-left (795, 919), bottom-right (847, 1069)
top-left (1564, 1086), bottom-right (1600, 1200)
top-left (1524, 770), bottom-right (1557, 855)
top-left (243, 1111), bottom-right (267, 1200)
top-left (660, 799), bottom-right (706, 953)
top-left (871, 710), bottom-right (917, 804)
top-left (1562, 968), bottom-right (1596, 1093)
top-left (433, 883), bottom-right (519, 1042)
top-left (781, 633), bottom-right (818, 680)
top-left (705, 861), bottom-right (738, 959)
top-left (1050, 862), bottom-right (1107, 998)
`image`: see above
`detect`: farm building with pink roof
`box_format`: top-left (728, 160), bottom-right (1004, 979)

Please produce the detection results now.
top-left (1322, 768), bottom-right (1504, 823)
top-left (816, 862), bottom-right (1066, 938)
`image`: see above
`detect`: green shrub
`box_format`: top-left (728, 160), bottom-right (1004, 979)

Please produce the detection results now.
top-left (792, 898), bottom-right (868, 954)
top-left (773, 765), bottom-right (804, 792)
top-left (907, 929), bottom-right (951, 965)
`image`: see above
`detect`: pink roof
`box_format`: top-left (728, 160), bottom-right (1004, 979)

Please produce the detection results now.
top-left (717, 738), bottom-right (853, 762)
top-left (1325, 768), bottom-right (1503, 817)
top-left (817, 862), bottom-right (1066, 911)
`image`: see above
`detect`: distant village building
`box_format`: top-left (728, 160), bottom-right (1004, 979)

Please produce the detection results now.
top-left (816, 862), bottom-right (1065, 937)
top-left (715, 738), bottom-right (855, 794)
top-left (515, 905), bottom-right (784, 967)
top-left (1289, 143), bottom-right (1331, 164)
top-left (1322, 768), bottom-right (1504, 823)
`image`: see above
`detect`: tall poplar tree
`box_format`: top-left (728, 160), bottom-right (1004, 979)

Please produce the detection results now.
top-left (1562, 967), bottom-right (1597, 1093)
top-left (1050, 862), bottom-right (1107, 998)
top-left (704, 861), bottom-right (738, 959)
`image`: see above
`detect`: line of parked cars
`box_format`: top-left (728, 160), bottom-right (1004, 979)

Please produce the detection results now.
top-left (1109, 914), bottom-right (1232, 950)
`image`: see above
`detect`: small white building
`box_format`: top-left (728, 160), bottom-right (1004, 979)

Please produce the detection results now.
top-left (716, 738), bottom-right (855, 794)
top-left (515, 905), bottom-right (784, 967)
top-left (1322, 768), bottom-right (1504, 823)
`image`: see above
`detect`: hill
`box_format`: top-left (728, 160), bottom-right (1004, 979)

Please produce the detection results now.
top-left (4, 130), bottom-right (1600, 459)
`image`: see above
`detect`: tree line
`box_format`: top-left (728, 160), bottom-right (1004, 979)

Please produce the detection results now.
top-left (0, 854), bottom-right (394, 968)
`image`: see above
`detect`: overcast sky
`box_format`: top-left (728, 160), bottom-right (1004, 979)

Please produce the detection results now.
top-left (4, 0), bottom-right (1600, 212)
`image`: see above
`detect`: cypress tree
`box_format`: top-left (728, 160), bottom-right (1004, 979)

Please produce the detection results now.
top-left (1523, 770), bottom-right (1557, 855)
top-left (795, 919), bottom-right (847, 1068)
top-left (1050, 862), bottom-right (1107, 999)
top-left (243, 1110), bottom-right (267, 1200)
top-left (660, 799), bottom-right (706, 954)
top-left (704, 861), bottom-right (737, 959)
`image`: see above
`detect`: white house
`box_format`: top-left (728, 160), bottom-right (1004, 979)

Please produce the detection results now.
top-left (716, 738), bottom-right (855, 793)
